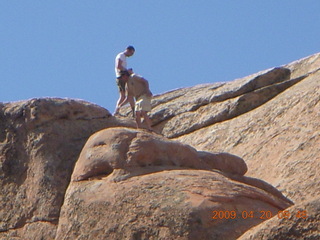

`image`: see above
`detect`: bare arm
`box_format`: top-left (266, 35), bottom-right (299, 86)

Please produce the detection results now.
top-left (119, 93), bottom-right (134, 107)
top-left (116, 58), bottom-right (126, 72)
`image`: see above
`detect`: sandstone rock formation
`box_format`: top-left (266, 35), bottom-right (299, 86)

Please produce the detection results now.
top-left (0, 52), bottom-right (319, 239)
top-left (71, 127), bottom-right (247, 182)
top-left (238, 197), bottom-right (320, 240)
top-left (56, 127), bottom-right (292, 239)
top-left (125, 52), bottom-right (320, 239)
top-left (173, 54), bottom-right (320, 205)
top-left (0, 98), bottom-right (134, 239)
top-left (57, 170), bottom-right (292, 240)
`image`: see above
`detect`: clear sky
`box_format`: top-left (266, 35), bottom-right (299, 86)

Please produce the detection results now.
top-left (1, 1), bottom-right (319, 112)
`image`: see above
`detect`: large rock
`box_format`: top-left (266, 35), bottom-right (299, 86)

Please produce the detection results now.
top-left (0, 98), bottom-right (135, 240)
top-left (56, 128), bottom-right (292, 239)
top-left (177, 57), bottom-right (320, 204)
top-left (71, 127), bottom-right (248, 182)
top-left (120, 52), bottom-right (319, 238)
top-left (147, 67), bottom-right (294, 138)
top-left (158, 74), bottom-right (303, 138)
top-left (56, 170), bottom-right (292, 240)
top-left (143, 53), bottom-right (319, 141)
top-left (0, 52), bottom-right (319, 239)
top-left (167, 53), bottom-right (320, 239)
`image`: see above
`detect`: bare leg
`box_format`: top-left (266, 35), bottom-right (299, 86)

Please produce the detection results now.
top-left (129, 96), bottom-right (135, 117)
top-left (114, 91), bottom-right (125, 114)
top-left (135, 111), bottom-right (142, 128)
top-left (141, 111), bottom-right (152, 131)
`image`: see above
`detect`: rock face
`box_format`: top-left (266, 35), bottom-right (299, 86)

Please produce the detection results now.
top-left (238, 197), bottom-right (320, 240)
top-left (173, 54), bottom-right (320, 205)
top-left (56, 128), bottom-right (291, 239)
top-left (71, 127), bottom-right (247, 182)
top-left (0, 98), bottom-right (134, 239)
top-left (0, 53), bottom-right (319, 239)
top-left (123, 52), bottom-right (320, 238)
top-left (57, 171), bottom-right (291, 240)
top-left (151, 67), bottom-right (293, 138)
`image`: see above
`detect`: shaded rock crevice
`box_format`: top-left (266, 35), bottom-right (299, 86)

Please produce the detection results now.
top-left (156, 73), bottom-right (306, 139)
top-left (150, 83), bottom-right (226, 124)
top-left (148, 68), bottom-right (291, 137)
top-left (1, 217), bottom-right (58, 234)
top-left (149, 62), bottom-right (319, 140)
top-left (206, 67), bottom-right (291, 105)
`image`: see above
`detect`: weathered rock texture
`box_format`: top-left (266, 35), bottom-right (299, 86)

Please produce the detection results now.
top-left (57, 170), bottom-right (292, 240)
top-left (71, 127), bottom-right (247, 182)
top-left (128, 52), bottom-right (319, 239)
top-left (0, 52), bottom-right (319, 239)
top-left (174, 54), bottom-right (320, 205)
top-left (57, 128), bottom-right (291, 239)
top-left (56, 128), bottom-right (291, 239)
top-left (0, 98), bottom-right (134, 239)
top-left (238, 197), bottom-right (320, 240)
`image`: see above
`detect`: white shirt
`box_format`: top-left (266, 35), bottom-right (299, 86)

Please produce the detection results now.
top-left (115, 52), bottom-right (127, 77)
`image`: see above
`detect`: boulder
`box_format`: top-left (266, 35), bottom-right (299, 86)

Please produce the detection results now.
top-left (198, 151), bottom-right (247, 176)
top-left (56, 127), bottom-right (292, 239)
top-left (71, 127), bottom-right (247, 181)
top-left (0, 98), bottom-right (135, 240)
top-left (57, 169), bottom-right (292, 240)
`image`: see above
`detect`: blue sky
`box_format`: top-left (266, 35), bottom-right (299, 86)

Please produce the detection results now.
top-left (1, 1), bottom-right (319, 112)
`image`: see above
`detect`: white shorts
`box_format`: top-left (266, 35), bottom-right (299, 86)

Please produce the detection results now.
top-left (135, 95), bottom-right (152, 112)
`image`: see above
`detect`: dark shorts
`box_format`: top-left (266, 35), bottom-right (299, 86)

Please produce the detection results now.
top-left (116, 78), bottom-right (125, 92)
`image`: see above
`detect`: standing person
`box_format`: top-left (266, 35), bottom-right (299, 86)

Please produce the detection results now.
top-left (113, 46), bottom-right (135, 116)
top-left (119, 71), bottom-right (153, 131)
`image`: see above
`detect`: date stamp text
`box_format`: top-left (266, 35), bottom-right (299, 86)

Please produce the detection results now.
top-left (212, 210), bottom-right (307, 220)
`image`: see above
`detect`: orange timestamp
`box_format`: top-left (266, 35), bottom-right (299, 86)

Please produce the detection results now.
top-left (212, 210), bottom-right (307, 220)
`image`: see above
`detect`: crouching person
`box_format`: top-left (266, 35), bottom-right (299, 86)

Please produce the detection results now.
top-left (119, 71), bottom-right (153, 131)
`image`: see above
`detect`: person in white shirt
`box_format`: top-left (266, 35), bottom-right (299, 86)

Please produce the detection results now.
top-left (113, 46), bottom-right (135, 116)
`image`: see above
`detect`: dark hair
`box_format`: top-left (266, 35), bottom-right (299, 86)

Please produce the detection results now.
top-left (119, 70), bottom-right (130, 77)
top-left (126, 45), bottom-right (135, 51)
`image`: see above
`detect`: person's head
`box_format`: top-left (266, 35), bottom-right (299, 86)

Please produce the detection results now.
top-left (118, 70), bottom-right (130, 81)
top-left (124, 45), bottom-right (135, 57)
top-left (127, 68), bottom-right (133, 75)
